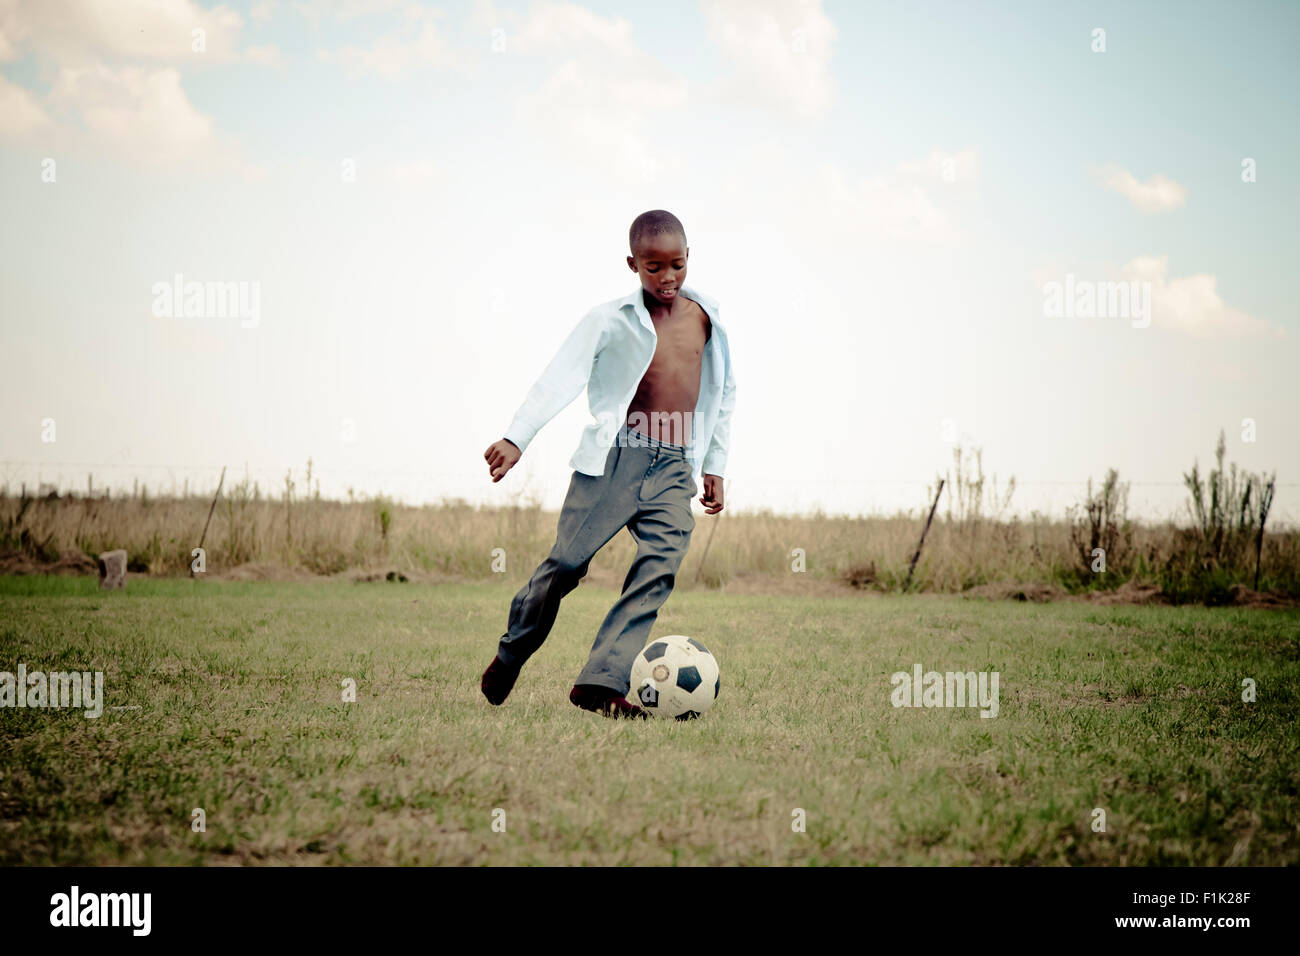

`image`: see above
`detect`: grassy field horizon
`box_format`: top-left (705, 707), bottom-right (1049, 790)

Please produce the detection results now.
top-left (2, 576), bottom-right (1296, 865)
top-left (4, 472), bottom-right (1298, 606)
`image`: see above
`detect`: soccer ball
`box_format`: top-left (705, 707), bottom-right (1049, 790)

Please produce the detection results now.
top-left (630, 634), bottom-right (720, 720)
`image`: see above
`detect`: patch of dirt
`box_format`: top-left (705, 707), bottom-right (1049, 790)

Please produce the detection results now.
top-left (197, 563), bottom-right (459, 584)
top-left (687, 572), bottom-right (868, 598)
top-left (214, 562), bottom-right (322, 582)
top-left (52, 549), bottom-right (98, 575)
top-left (1082, 580), bottom-right (1297, 608)
top-left (957, 578), bottom-right (1298, 609)
top-left (0, 550), bottom-right (37, 575)
top-left (1087, 580), bottom-right (1168, 605)
top-left (0, 547), bottom-right (97, 576)
top-left (351, 569), bottom-right (409, 583)
top-left (341, 567), bottom-right (465, 585)
top-left (961, 581), bottom-right (1066, 603)
top-left (1223, 583), bottom-right (1298, 609)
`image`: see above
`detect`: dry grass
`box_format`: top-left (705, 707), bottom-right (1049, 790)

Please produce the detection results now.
top-left (1, 486), bottom-right (1297, 603)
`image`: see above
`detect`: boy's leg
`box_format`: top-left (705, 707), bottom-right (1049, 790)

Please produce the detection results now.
top-left (494, 443), bottom-right (637, 671)
top-left (574, 449), bottom-right (695, 695)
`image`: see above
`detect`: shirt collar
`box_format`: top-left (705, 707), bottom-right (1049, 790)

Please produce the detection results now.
top-left (621, 284), bottom-right (723, 334)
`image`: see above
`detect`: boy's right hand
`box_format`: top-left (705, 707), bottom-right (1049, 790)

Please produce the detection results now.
top-left (484, 438), bottom-right (521, 482)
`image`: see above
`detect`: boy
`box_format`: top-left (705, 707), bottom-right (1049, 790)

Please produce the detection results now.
top-left (480, 210), bottom-right (736, 719)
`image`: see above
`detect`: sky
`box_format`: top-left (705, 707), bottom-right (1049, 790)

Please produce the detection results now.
top-left (1, 0), bottom-right (1297, 524)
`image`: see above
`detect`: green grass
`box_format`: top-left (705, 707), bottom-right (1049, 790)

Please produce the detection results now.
top-left (1, 576), bottom-right (1296, 865)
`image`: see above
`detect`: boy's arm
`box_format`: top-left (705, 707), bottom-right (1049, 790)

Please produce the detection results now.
top-left (701, 353), bottom-right (736, 479)
top-left (501, 307), bottom-right (609, 454)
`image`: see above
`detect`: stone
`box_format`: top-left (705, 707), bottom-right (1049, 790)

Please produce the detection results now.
top-left (98, 549), bottom-right (127, 590)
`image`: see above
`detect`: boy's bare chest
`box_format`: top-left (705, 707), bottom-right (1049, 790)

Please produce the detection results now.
top-left (627, 300), bottom-right (711, 422)
top-left (647, 300), bottom-right (711, 369)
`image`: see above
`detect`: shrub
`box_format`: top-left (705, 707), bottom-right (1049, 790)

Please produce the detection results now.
top-left (1067, 468), bottom-right (1133, 584)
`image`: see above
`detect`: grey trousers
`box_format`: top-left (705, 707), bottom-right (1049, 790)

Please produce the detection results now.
top-left (496, 424), bottom-right (697, 695)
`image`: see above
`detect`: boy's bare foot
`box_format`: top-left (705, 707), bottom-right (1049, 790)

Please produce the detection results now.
top-left (569, 684), bottom-right (648, 720)
top-left (481, 654), bottom-right (520, 705)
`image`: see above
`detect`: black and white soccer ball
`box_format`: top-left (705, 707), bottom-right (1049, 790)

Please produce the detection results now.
top-left (630, 634), bottom-right (720, 720)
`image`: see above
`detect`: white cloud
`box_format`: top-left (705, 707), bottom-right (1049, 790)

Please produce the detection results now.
top-left (498, 4), bottom-right (688, 186)
top-left (517, 57), bottom-right (688, 186)
top-left (1121, 255), bottom-right (1284, 338)
top-left (315, 6), bottom-right (455, 77)
top-left (244, 43), bottom-right (282, 66)
top-left (1095, 164), bottom-right (1187, 213)
top-left (0, 0), bottom-right (281, 156)
top-left (711, 142), bottom-right (963, 246)
top-left (700, 0), bottom-right (837, 118)
top-left (0, 73), bottom-right (52, 138)
top-left (0, 0), bottom-right (245, 63)
top-left (505, 1), bottom-right (638, 56)
top-left (816, 162), bottom-right (960, 243)
top-left (898, 147), bottom-right (979, 184)
top-left (46, 64), bottom-right (255, 173)
top-left (292, 0), bottom-right (410, 26)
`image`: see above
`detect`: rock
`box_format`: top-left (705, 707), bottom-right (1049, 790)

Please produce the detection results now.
top-left (98, 549), bottom-right (128, 590)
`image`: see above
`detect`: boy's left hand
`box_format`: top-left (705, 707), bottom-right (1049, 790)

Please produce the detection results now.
top-left (699, 474), bottom-right (724, 514)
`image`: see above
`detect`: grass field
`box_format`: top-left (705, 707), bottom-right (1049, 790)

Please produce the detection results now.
top-left (1, 575), bottom-right (1297, 865)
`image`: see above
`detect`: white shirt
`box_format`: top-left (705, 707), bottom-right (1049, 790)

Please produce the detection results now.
top-left (503, 284), bottom-right (736, 479)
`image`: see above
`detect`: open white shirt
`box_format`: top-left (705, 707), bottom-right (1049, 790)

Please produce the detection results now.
top-left (503, 284), bottom-right (736, 479)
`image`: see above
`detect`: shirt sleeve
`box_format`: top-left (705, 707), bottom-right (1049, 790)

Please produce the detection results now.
top-left (701, 351), bottom-right (735, 478)
top-left (503, 308), bottom-right (608, 453)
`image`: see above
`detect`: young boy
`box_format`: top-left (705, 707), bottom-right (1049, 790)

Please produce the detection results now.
top-left (480, 210), bottom-right (736, 719)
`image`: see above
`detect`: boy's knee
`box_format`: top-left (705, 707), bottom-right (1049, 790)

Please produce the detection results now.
top-left (549, 551), bottom-right (588, 582)
top-left (639, 570), bottom-right (675, 598)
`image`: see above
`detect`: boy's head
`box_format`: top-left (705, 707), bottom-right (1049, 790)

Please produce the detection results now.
top-left (627, 210), bottom-right (688, 306)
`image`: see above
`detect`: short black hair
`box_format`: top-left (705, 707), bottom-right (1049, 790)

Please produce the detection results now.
top-left (629, 210), bottom-right (686, 254)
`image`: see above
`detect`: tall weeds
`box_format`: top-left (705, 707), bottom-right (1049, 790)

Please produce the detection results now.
top-left (0, 443), bottom-right (1293, 603)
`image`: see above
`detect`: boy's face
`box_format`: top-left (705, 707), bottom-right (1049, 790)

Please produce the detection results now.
top-left (627, 232), bottom-right (688, 306)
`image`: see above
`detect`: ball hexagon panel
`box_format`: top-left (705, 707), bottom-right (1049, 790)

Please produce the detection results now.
top-left (629, 635), bottom-right (720, 719)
